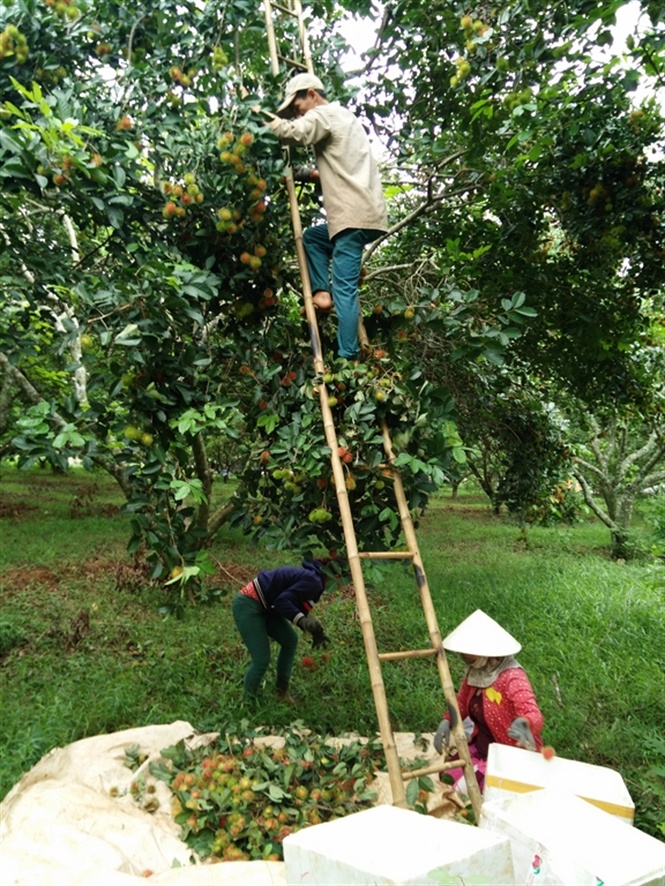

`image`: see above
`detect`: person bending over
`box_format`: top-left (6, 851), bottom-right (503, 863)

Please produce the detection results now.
top-left (232, 558), bottom-right (330, 703)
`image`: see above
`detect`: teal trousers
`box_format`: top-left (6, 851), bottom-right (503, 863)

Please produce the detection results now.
top-left (232, 593), bottom-right (298, 694)
top-left (303, 224), bottom-right (382, 359)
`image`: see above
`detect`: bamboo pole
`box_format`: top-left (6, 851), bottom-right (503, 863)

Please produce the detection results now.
top-left (380, 420), bottom-right (484, 822)
top-left (284, 169), bottom-right (324, 368)
top-left (292, 0), bottom-right (315, 74)
top-left (262, 0), bottom-right (280, 76)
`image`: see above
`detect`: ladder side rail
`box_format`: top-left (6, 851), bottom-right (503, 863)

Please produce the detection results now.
top-left (292, 0), bottom-right (315, 74)
top-left (264, 0), bottom-right (314, 78)
top-left (284, 167), bottom-right (325, 366)
top-left (284, 166), bottom-right (408, 808)
top-left (263, 0), bottom-right (281, 76)
top-left (380, 420), bottom-right (484, 821)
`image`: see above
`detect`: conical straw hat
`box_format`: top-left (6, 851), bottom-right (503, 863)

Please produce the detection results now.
top-left (443, 609), bottom-right (521, 657)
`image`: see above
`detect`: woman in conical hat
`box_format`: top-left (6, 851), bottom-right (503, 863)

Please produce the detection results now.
top-left (433, 609), bottom-right (544, 792)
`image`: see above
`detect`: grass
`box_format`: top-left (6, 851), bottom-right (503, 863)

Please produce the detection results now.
top-left (1, 465), bottom-right (663, 840)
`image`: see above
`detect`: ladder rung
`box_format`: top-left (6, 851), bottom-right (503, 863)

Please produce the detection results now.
top-left (359, 551), bottom-right (413, 560)
top-left (276, 52), bottom-right (308, 70)
top-left (272, 2), bottom-right (300, 16)
top-left (378, 647), bottom-right (438, 662)
top-left (402, 759), bottom-right (466, 781)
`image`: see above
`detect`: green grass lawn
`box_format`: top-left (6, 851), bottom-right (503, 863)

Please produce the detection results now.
top-left (1, 465), bottom-right (663, 840)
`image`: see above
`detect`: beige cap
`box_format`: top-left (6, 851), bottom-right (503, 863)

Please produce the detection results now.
top-left (276, 72), bottom-right (325, 117)
top-left (443, 609), bottom-right (521, 657)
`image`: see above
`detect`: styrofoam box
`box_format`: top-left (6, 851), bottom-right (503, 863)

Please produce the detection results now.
top-left (283, 803), bottom-right (515, 885)
top-left (480, 789), bottom-right (665, 885)
top-left (485, 743), bottom-right (635, 823)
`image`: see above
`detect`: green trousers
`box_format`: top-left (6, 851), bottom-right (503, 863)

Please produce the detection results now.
top-left (232, 593), bottom-right (299, 695)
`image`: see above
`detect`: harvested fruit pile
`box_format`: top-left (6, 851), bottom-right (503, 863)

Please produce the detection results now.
top-left (145, 724), bottom-right (385, 862)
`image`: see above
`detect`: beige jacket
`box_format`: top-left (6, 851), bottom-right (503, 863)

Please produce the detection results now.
top-left (269, 102), bottom-right (388, 240)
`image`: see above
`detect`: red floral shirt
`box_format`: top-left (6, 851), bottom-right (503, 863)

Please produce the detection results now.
top-left (454, 667), bottom-right (544, 757)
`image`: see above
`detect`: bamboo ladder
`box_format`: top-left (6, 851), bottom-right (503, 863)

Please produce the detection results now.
top-left (262, 0), bottom-right (483, 821)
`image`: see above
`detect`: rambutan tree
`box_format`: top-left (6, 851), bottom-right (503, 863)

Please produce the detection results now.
top-left (1, 0), bottom-right (663, 593)
top-left (0, 0), bottom-right (472, 600)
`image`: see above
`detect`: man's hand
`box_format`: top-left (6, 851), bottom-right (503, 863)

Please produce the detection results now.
top-left (293, 165), bottom-right (320, 183)
top-left (508, 717), bottom-right (536, 750)
top-left (250, 104), bottom-right (276, 121)
top-left (433, 720), bottom-right (451, 754)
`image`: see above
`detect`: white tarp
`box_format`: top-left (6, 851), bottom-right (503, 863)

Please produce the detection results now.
top-left (0, 721), bottom-right (452, 886)
top-left (0, 721), bottom-right (286, 886)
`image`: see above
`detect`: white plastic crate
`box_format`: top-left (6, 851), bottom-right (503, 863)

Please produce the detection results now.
top-left (484, 742), bottom-right (635, 823)
top-left (284, 803), bottom-right (515, 885)
top-left (480, 789), bottom-right (665, 885)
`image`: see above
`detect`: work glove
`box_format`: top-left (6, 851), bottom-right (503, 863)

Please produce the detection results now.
top-left (433, 720), bottom-right (451, 755)
top-left (508, 717), bottom-right (536, 751)
top-left (311, 627), bottom-right (330, 649)
top-left (298, 616), bottom-right (329, 647)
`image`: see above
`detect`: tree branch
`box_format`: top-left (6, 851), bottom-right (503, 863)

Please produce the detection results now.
top-left (572, 467), bottom-right (615, 530)
top-left (192, 431), bottom-right (213, 533)
top-left (635, 469), bottom-right (665, 491)
top-left (364, 152), bottom-right (469, 262)
top-left (571, 455), bottom-right (605, 483)
top-left (207, 500), bottom-right (236, 537)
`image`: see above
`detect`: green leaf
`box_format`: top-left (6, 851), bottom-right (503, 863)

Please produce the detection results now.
top-left (257, 412), bottom-right (279, 434)
top-left (405, 778), bottom-right (419, 807)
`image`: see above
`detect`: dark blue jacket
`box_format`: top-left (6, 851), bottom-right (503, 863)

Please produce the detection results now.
top-left (253, 560), bottom-right (326, 625)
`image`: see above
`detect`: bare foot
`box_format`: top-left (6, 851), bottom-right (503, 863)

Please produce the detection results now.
top-left (312, 291), bottom-right (334, 312)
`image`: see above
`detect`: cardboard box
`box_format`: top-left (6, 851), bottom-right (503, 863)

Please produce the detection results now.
top-left (484, 743), bottom-right (635, 823)
top-left (284, 803), bottom-right (515, 885)
top-left (480, 789), bottom-right (665, 885)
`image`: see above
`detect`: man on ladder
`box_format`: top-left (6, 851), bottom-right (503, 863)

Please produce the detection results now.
top-left (261, 72), bottom-right (388, 361)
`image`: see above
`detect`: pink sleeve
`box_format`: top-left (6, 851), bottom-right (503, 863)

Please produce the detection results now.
top-left (501, 668), bottom-right (544, 747)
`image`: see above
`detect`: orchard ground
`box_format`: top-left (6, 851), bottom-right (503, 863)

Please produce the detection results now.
top-left (0, 465), bottom-right (663, 841)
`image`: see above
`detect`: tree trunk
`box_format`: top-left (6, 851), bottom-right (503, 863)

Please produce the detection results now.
top-left (610, 528), bottom-right (633, 560)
